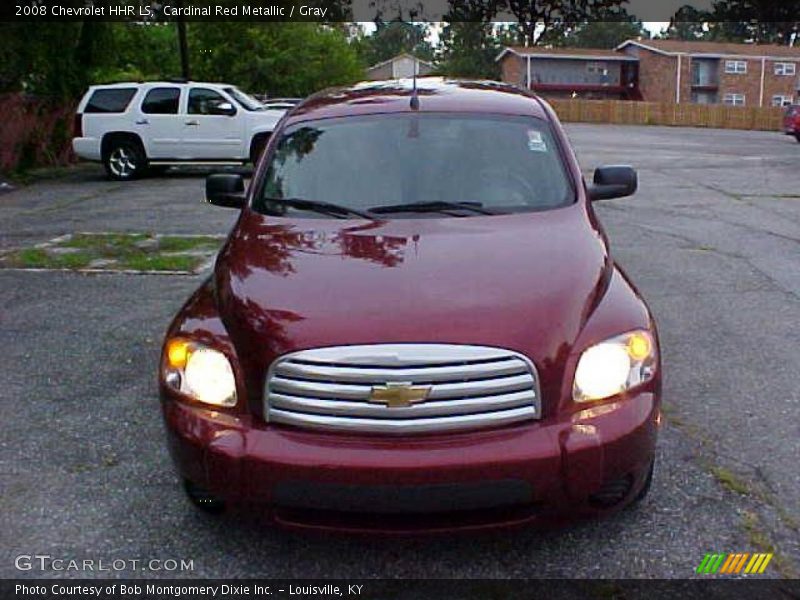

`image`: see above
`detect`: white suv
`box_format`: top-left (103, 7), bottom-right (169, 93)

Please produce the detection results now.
top-left (72, 81), bottom-right (286, 180)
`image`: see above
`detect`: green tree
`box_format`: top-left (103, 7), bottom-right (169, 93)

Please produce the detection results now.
top-left (439, 22), bottom-right (501, 79)
top-left (439, 0), bottom-right (503, 78)
top-left (189, 23), bottom-right (364, 97)
top-left (0, 22), bottom-right (115, 99)
top-left (555, 19), bottom-right (648, 48)
top-left (351, 21), bottom-right (435, 67)
top-left (503, 0), bottom-right (628, 46)
top-left (0, 23), bottom-right (38, 93)
top-left (664, 1), bottom-right (800, 44)
top-left (708, 0), bottom-right (800, 44)
top-left (91, 23), bottom-right (181, 83)
top-left (661, 6), bottom-right (713, 41)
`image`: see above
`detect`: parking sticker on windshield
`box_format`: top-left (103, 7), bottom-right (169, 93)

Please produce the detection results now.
top-left (527, 130), bottom-right (547, 152)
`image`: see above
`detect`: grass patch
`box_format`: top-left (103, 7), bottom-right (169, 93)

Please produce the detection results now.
top-left (158, 236), bottom-right (222, 253)
top-left (664, 405), bottom-right (799, 577)
top-left (118, 254), bottom-right (199, 272)
top-left (740, 511), bottom-right (797, 578)
top-left (0, 232), bottom-right (220, 273)
top-left (741, 511), bottom-right (774, 551)
top-left (710, 466), bottom-right (751, 495)
top-left (6, 248), bottom-right (93, 269)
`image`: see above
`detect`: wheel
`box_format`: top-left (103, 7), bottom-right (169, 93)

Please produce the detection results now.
top-left (631, 458), bottom-right (655, 505)
top-left (103, 138), bottom-right (146, 181)
top-left (183, 479), bottom-right (225, 514)
top-left (795, 133), bottom-right (800, 143)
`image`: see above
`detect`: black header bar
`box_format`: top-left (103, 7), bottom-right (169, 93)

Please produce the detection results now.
top-left (5, 0), bottom-right (795, 23)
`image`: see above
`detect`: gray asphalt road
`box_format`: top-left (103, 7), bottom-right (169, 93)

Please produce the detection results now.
top-left (1, 125), bottom-right (798, 579)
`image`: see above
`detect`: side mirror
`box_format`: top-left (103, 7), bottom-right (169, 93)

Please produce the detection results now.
top-left (210, 102), bottom-right (236, 116)
top-left (206, 173), bottom-right (245, 208)
top-left (587, 165), bottom-right (637, 201)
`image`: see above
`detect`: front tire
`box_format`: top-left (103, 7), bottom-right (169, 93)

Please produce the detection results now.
top-left (795, 133), bottom-right (800, 143)
top-left (183, 479), bottom-right (225, 514)
top-left (103, 139), bottom-right (146, 181)
top-left (631, 459), bottom-right (655, 505)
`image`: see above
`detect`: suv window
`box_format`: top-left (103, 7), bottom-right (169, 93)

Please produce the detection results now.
top-left (224, 87), bottom-right (264, 111)
top-left (188, 88), bottom-right (231, 115)
top-left (257, 114), bottom-right (573, 217)
top-left (141, 87), bottom-right (181, 114)
top-left (84, 88), bottom-right (137, 113)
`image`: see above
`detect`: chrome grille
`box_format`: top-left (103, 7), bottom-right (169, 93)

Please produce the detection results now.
top-left (264, 344), bottom-right (540, 434)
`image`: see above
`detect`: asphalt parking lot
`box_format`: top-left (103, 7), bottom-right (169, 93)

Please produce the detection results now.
top-left (1, 124), bottom-right (798, 579)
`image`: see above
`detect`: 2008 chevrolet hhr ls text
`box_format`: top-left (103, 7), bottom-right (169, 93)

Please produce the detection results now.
top-left (160, 79), bottom-right (661, 533)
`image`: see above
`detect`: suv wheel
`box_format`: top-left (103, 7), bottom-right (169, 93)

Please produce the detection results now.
top-left (795, 133), bottom-right (800, 143)
top-left (104, 139), bottom-right (145, 181)
top-left (183, 479), bottom-right (225, 514)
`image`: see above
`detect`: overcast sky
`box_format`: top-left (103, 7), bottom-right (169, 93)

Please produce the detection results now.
top-left (630, 0), bottom-right (713, 20)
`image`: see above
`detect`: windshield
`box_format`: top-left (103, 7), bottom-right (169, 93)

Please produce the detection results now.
top-left (255, 114), bottom-right (574, 218)
top-left (224, 87), bottom-right (263, 111)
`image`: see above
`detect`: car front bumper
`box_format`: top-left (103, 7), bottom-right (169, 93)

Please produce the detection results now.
top-left (162, 390), bottom-right (659, 533)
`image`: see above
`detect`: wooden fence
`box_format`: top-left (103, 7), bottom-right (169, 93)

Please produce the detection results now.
top-left (547, 99), bottom-right (785, 132)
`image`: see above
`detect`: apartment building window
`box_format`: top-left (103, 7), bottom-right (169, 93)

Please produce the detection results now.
top-left (723, 93), bottom-right (746, 106)
top-left (724, 60), bottom-right (747, 74)
top-left (774, 62), bottom-right (797, 76)
top-left (772, 95), bottom-right (793, 107)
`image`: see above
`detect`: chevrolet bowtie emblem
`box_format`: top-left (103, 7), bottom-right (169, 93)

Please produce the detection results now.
top-left (369, 382), bottom-right (431, 408)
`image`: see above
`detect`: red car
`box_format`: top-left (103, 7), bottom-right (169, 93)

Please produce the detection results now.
top-left (784, 105), bottom-right (800, 141)
top-left (160, 79), bottom-right (661, 533)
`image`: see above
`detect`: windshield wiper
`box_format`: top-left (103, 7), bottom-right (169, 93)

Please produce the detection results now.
top-left (264, 197), bottom-right (376, 220)
top-left (368, 201), bottom-right (499, 216)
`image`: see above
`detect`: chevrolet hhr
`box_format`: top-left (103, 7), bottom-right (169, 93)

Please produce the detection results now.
top-left (160, 79), bottom-right (661, 532)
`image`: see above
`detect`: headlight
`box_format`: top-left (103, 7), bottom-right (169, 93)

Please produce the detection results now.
top-left (573, 330), bottom-right (657, 402)
top-left (163, 339), bottom-right (237, 407)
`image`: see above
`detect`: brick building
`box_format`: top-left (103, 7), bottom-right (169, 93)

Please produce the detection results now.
top-left (618, 39), bottom-right (800, 107)
top-left (498, 39), bottom-right (800, 107)
top-left (496, 47), bottom-right (641, 99)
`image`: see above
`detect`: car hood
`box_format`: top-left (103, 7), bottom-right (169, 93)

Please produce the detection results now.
top-left (215, 207), bottom-right (611, 395)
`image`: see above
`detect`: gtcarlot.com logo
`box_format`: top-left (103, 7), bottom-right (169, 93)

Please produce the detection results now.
top-left (15, 554), bottom-right (194, 572)
top-left (696, 552), bottom-right (773, 575)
